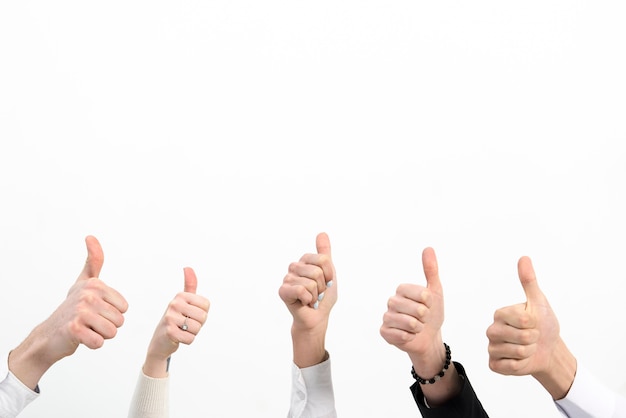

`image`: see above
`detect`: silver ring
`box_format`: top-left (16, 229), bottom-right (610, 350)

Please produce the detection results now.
top-left (181, 315), bottom-right (189, 331)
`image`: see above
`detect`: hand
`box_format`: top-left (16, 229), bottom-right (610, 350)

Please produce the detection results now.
top-left (380, 247), bottom-right (461, 407)
top-left (143, 267), bottom-right (210, 378)
top-left (486, 256), bottom-right (576, 399)
top-left (278, 232), bottom-right (336, 368)
top-left (278, 232), bottom-right (337, 333)
top-left (8, 236), bottom-right (128, 389)
top-left (380, 247), bottom-right (444, 358)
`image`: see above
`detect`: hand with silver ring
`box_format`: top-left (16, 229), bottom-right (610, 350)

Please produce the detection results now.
top-left (141, 266), bottom-right (210, 378)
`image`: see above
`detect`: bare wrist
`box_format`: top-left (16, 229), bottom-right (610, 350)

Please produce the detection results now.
top-left (8, 334), bottom-right (56, 390)
top-left (533, 338), bottom-right (577, 400)
top-left (291, 326), bottom-right (327, 368)
top-left (143, 353), bottom-right (171, 378)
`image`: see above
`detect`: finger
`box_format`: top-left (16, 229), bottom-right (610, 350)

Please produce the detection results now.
top-left (488, 341), bottom-right (538, 363)
top-left (97, 302), bottom-right (126, 328)
top-left (492, 303), bottom-right (535, 329)
top-left (183, 267), bottom-right (198, 294)
top-left (179, 299), bottom-right (210, 325)
top-left (167, 293), bottom-right (210, 323)
top-left (77, 312), bottom-right (119, 346)
top-left (382, 310), bottom-right (425, 334)
top-left (77, 235), bottom-right (104, 281)
top-left (79, 277), bottom-right (129, 315)
top-left (387, 292), bottom-right (430, 319)
top-left (517, 256), bottom-right (545, 309)
top-left (488, 357), bottom-right (532, 376)
top-left (486, 317), bottom-right (539, 345)
top-left (73, 325), bottom-right (106, 350)
top-left (163, 322), bottom-right (195, 346)
top-left (380, 325), bottom-right (416, 346)
top-left (298, 232), bottom-right (334, 284)
top-left (172, 327), bottom-right (196, 345)
top-left (316, 232), bottom-right (335, 284)
top-left (422, 247), bottom-right (442, 294)
top-left (395, 284), bottom-right (432, 308)
top-left (316, 232), bottom-right (331, 257)
top-left (176, 316), bottom-right (203, 336)
top-left (183, 293), bottom-right (210, 315)
top-left (288, 261), bottom-right (325, 303)
top-left (278, 282), bottom-right (315, 307)
top-left (101, 285), bottom-right (129, 314)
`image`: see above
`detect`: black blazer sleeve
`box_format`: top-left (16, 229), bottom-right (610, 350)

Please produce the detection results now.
top-left (410, 362), bottom-right (489, 418)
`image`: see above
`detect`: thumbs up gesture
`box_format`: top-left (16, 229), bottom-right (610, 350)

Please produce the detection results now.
top-left (379, 247), bottom-right (468, 408)
top-left (143, 267), bottom-right (210, 378)
top-left (47, 236), bottom-right (129, 357)
top-left (278, 232), bottom-right (337, 331)
top-left (8, 236), bottom-right (129, 390)
top-left (486, 256), bottom-right (576, 399)
top-left (278, 232), bottom-right (337, 368)
top-left (379, 247), bottom-right (445, 357)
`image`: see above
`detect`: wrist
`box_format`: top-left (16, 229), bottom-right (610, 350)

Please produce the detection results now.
top-left (407, 335), bottom-right (445, 378)
top-left (291, 325), bottom-right (327, 368)
top-left (143, 353), bottom-right (171, 378)
top-left (8, 333), bottom-right (56, 390)
top-left (532, 338), bottom-right (577, 400)
top-left (409, 342), bottom-right (463, 407)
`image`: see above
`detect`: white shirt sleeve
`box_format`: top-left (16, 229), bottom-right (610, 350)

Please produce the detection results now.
top-left (127, 370), bottom-right (169, 418)
top-left (288, 356), bottom-right (337, 418)
top-left (0, 352), bottom-right (39, 418)
top-left (555, 364), bottom-right (626, 418)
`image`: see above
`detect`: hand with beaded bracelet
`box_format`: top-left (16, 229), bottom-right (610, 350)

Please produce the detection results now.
top-left (379, 247), bottom-right (463, 408)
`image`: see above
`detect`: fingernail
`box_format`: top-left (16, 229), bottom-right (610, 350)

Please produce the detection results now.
top-left (313, 301), bottom-right (319, 310)
top-left (318, 292), bottom-right (325, 301)
top-left (326, 280), bottom-right (333, 287)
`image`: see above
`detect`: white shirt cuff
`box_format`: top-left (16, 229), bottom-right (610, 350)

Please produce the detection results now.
top-left (555, 364), bottom-right (621, 418)
top-left (289, 357), bottom-right (336, 418)
top-left (0, 370), bottom-right (39, 418)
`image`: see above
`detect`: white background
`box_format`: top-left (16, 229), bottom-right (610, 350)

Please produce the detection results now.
top-left (1, 1), bottom-right (625, 417)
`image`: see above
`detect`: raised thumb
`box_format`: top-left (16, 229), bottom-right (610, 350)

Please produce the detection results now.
top-left (422, 247), bottom-right (442, 293)
top-left (77, 235), bottom-right (104, 281)
top-left (183, 267), bottom-right (198, 294)
top-left (316, 232), bottom-right (332, 257)
top-left (518, 256), bottom-right (544, 307)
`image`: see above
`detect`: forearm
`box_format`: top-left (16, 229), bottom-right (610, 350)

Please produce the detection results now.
top-left (8, 329), bottom-right (57, 391)
top-left (533, 338), bottom-right (577, 400)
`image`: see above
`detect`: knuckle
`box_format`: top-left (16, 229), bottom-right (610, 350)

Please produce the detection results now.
top-left (519, 329), bottom-right (534, 345)
top-left (288, 262), bottom-right (300, 273)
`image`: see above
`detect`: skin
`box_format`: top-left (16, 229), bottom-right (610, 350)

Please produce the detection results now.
top-left (8, 236), bottom-right (129, 390)
top-left (486, 256), bottom-right (577, 400)
top-left (278, 232), bottom-right (337, 368)
top-left (142, 267), bottom-right (210, 378)
top-left (380, 247), bottom-right (463, 407)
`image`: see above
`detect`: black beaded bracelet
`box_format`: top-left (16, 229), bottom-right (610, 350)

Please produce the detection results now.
top-left (411, 343), bottom-right (451, 385)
